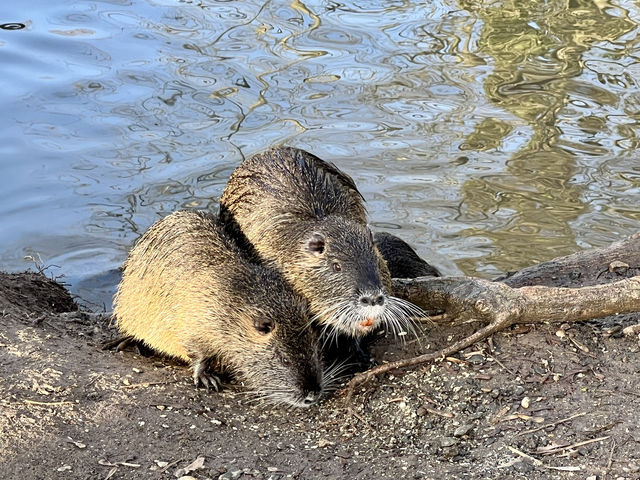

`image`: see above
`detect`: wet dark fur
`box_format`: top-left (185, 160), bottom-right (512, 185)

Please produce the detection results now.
top-left (374, 232), bottom-right (441, 278)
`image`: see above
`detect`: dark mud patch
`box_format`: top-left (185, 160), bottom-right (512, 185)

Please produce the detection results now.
top-left (1, 272), bottom-right (639, 479)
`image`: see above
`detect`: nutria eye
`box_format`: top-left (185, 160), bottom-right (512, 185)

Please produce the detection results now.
top-left (332, 262), bottom-right (342, 272)
top-left (254, 318), bottom-right (274, 334)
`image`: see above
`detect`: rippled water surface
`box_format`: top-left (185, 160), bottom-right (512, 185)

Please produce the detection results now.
top-left (2, 0), bottom-right (640, 309)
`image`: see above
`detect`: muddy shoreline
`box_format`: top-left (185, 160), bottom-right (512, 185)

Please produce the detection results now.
top-left (1, 270), bottom-right (639, 479)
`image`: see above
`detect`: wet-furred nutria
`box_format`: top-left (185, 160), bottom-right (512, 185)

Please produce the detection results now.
top-left (220, 147), bottom-right (421, 340)
top-left (113, 210), bottom-right (325, 408)
top-left (374, 231), bottom-right (441, 279)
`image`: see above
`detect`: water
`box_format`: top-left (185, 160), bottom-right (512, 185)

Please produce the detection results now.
top-left (1, 0), bottom-right (640, 310)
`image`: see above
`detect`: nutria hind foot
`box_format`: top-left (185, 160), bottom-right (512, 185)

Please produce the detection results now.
top-left (102, 335), bottom-right (132, 350)
top-left (192, 358), bottom-right (222, 391)
top-left (102, 335), bottom-right (154, 356)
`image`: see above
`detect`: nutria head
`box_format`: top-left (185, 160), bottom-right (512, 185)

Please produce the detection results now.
top-left (223, 268), bottom-right (326, 408)
top-left (286, 216), bottom-right (421, 339)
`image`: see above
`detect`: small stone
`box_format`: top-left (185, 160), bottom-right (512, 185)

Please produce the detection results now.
top-left (513, 461), bottom-right (534, 474)
top-left (514, 385), bottom-right (525, 396)
top-left (439, 436), bottom-right (458, 448)
top-left (453, 424), bottom-right (473, 437)
top-left (467, 354), bottom-right (485, 365)
top-left (608, 260), bottom-right (629, 273)
top-left (416, 407), bottom-right (427, 417)
top-left (521, 396), bottom-right (531, 409)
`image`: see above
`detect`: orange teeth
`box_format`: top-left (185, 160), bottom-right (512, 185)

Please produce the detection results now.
top-left (360, 318), bottom-right (374, 327)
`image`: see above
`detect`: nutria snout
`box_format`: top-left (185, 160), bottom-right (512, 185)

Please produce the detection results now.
top-left (220, 147), bottom-right (421, 339)
top-left (113, 210), bottom-right (326, 408)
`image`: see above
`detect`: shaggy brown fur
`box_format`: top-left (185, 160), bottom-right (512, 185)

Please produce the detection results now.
top-left (113, 211), bottom-right (323, 407)
top-left (220, 147), bottom-right (418, 339)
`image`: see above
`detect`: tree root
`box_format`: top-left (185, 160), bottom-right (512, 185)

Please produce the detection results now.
top-left (343, 270), bottom-right (640, 399)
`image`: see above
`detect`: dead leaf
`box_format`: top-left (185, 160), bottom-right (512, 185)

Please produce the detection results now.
top-left (174, 457), bottom-right (205, 478)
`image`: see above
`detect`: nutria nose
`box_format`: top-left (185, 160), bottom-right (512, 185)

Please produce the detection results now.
top-left (303, 391), bottom-right (320, 406)
top-left (359, 294), bottom-right (385, 306)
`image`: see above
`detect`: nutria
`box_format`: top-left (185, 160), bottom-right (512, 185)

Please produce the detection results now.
top-left (373, 232), bottom-right (441, 279)
top-left (113, 210), bottom-right (324, 408)
top-left (220, 147), bottom-right (421, 339)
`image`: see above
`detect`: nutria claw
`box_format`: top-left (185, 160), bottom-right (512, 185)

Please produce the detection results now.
top-left (191, 359), bottom-right (221, 390)
top-left (194, 372), bottom-right (221, 391)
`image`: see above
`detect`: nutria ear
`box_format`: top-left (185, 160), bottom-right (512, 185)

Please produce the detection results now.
top-left (254, 317), bottom-right (275, 334)
top-left (306, 232), bottom-right (325, 256)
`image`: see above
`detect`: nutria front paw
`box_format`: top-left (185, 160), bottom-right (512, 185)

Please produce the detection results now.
top-left (192, 358), bottom-right (222, 391)
top-left (194, 371), bottom-right (221, 391)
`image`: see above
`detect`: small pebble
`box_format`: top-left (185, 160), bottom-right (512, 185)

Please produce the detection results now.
top-left (453, 424), bottom-right (473, 437)
top-left (513, 461), bottom-right (533, 474)
top-left (467, 354), bottom-right (485, 365)
top-left (439, 436), bottom-right (458, 448)
top-left (608, 260), bottom-right (629, 273)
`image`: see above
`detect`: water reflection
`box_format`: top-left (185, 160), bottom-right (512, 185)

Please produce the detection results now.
top-left (456, 0), bottom-right (639, 275)
top-left (2, 0), bottom-right (640, 308)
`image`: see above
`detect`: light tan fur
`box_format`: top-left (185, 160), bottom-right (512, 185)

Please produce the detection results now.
top-left (113, 211), bottom-right (323, 406)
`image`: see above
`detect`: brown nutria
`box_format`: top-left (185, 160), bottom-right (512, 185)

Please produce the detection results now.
top-left (220, 146), bottom-right (421, 340)
top-left (374, 232), bottom-right (441, 279)
top-left (113, 210), bottom-right (324, 408)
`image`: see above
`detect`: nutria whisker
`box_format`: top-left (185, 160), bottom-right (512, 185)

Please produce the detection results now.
top-left (322, 359), bottom-right (354, 392)
top-left (318, 301), bottom-right (353, 351)
top-left (383, 297), bottom-right (425, 342)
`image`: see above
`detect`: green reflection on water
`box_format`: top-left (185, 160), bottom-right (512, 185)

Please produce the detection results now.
top-left (456, 0), bottom-right (638, 275)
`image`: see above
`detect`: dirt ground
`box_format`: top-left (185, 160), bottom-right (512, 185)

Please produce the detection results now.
top-left (1, 271), bottom-right (639, 480)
